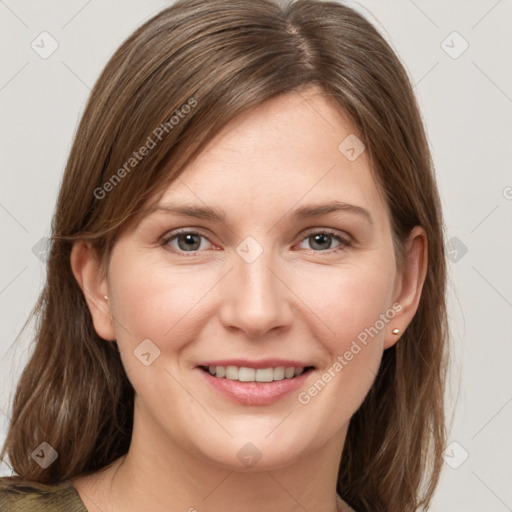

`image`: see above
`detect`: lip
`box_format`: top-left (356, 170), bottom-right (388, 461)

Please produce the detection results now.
top-left (195, 363), bottom-right (314, 406)
top-left (196, 358), bottom-right (312, 369)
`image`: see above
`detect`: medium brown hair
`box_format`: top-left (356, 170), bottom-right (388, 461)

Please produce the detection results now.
top-left (1, 1), bottom-right (448, 510)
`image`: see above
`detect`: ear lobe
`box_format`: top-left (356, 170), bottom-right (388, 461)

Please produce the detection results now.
top-left (70, 241), bottom-right (116, 341)
top-left (384, 226), bottom-right (428, 349)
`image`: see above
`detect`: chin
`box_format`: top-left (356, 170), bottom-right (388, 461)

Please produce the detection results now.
top-left (191, 429), bottom-right (320, 473)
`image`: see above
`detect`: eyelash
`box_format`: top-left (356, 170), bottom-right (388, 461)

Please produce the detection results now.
top-left (160, 228), bottom-right (353, 255)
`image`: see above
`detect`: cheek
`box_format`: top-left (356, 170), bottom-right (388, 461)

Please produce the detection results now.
top-left (296, 255), bottom-right (396, 347)
top-left (106, 252), bottom-right (220, 362)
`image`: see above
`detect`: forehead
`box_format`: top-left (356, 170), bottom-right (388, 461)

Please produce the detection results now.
top-left (153, 87), bottom-right (389, 228)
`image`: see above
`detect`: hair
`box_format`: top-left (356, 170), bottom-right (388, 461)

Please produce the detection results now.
top-left (1, 1), bottom-right (448, 510)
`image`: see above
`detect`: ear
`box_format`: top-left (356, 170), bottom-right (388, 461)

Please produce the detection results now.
top-left (384, 225), bottom-right (428, 349)
top-left (70, 241), bottom-right (116, 341)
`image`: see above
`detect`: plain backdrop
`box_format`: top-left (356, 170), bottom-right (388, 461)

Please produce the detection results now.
top-left (1, 1), bottom-right (511, 510)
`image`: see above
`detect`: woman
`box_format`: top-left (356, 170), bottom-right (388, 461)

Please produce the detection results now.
top-left (0, 0), bottom-right (448, 510)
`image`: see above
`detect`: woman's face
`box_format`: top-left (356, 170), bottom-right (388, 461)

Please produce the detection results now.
top-left (97, 86), bottom-right (408, 470)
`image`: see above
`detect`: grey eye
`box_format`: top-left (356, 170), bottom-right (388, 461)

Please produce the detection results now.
top-left (176, 233), bottom-right (204, 251)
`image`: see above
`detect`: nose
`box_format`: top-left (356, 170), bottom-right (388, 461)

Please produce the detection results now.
top-left (217, 248), bottom-right (294, 339)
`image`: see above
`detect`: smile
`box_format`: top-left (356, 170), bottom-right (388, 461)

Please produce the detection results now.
top-left (200, 365), bottom-right (311, 382)
top-left (196, 361), bottom-right (315, 405)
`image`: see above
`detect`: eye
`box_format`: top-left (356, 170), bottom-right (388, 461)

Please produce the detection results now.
top-left (161, 230), bottom-right (214, 253)
top-left (297, 229), bottom-right (352, 252)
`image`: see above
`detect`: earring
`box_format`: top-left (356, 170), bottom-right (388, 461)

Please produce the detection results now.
top-left (104, 295), bottom-right (108, 301)
top-left (392, 328), bottom-right (400, 335)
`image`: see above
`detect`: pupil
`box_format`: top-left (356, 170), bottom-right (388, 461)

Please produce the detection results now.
top-left (179, 234), bottom-right (200, 251)
top-left (311, 233), bottom-right (331, 250)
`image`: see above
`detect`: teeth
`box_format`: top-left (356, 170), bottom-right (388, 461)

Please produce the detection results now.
top-left (238, 367), bottom-right (255, 382)
top-left (256, 368), bottom-right (274, 382)
top-left (273, 366), bottom-right (285, 381)
top-left (205, 365), bottom-right (307, 382)
top-left (284, 367), bottom-right (295, 379)
top-left (225, 366), bottom-right (239, 380)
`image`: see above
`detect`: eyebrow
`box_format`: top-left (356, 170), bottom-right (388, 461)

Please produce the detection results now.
top-left (292, 201), bottom-right (373, 225)
top-left (150, 200), bottom-right (373, 226)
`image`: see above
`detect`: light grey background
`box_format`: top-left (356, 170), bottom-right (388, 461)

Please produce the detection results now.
top-left (1, 1), bottom-right (511, 510)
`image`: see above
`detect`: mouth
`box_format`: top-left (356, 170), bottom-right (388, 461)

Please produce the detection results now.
top-left (198, 365), bottom-right (315, 382)
top-left (196, 361), bottom-right (315, 405)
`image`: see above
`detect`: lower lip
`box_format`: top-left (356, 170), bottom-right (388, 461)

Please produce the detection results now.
top-left (197, 368), bottom-right (312, 406)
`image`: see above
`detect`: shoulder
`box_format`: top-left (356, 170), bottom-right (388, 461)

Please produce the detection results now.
top-left (0, 476), bottom-right (88, 512)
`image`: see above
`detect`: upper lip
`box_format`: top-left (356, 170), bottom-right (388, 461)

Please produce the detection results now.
top-left (196, 359), bottom-right (314, 369)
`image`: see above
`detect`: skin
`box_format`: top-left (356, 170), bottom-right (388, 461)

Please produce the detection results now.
top-left (70, 86), bottom-right (427, 512)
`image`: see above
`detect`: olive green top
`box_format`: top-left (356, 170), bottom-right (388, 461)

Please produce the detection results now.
top-left (0, 476), bottom-right (357, 511)
top-left (0, 477), bottom-right (88, 512)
